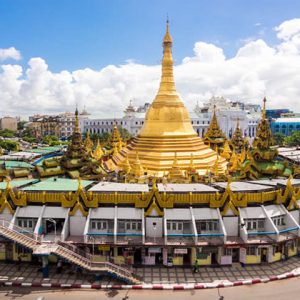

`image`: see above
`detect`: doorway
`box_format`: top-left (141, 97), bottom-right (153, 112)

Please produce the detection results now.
top-left (134, 248), bottom-right (142, 265)
top-left (261, 247), bottom-right (268, 263)
top-left (232, 248), bottom-right (239, 262)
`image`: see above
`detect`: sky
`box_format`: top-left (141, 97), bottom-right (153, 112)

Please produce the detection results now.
top-left (1, 0), bottom-right (300, 118)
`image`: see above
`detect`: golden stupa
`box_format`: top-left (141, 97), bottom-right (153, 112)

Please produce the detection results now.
top-left (110, 21), bottom-right (227, 176)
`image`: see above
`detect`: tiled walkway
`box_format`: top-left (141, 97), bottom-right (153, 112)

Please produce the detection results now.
top-left (135, 257), bottom-right (300, 284)
top-left (0, 257), bottom-right (299, 285)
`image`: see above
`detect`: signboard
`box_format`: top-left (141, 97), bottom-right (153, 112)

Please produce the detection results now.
top-left (174, 248), bottom-right (188, 254)
top-left (99, 245), bottom-right (110, 251)
top-left (148, 247), bottom-right (161, 254)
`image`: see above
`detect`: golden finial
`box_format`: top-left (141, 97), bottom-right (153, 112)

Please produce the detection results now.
top-left (74, 106), bottom-right (80, 134)
top-left (262, 97), bottom-right (267, 119)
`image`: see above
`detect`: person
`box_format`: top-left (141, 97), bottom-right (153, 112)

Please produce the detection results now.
top-left (193, 259), bottom-right (199, 273)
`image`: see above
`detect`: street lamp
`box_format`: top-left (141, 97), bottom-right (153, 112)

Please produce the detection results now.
top-left (46, 218), bottom-right (57, 242)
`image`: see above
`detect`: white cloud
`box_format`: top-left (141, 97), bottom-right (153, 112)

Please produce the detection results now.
top-left (0, 47), bottom-right (21, 61)
top-left (1, 18), bottom-right (300, 118)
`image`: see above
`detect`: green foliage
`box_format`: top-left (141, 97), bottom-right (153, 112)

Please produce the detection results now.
top-left (20, 128), bottom-right (37, 143)
top-left (0, 140), bottom-right (18, 151)
top-left (119, 127), bottom-right (132, 141)
top-left (42, 135), bottom-right (59, 145)
top-left (0, 129), bottom-right (16, 138)
top-left (273, 132), bottom-right (285, 146)
top-left (284, 131), bottom-right (300, 147)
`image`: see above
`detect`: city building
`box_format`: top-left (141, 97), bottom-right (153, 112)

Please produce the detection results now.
top-left (271, 118), bottom-right (300, 136)
top-left (83, 97), bottom-right (261, 140)
top-left (0, 116), bottom-right (18, 131)
top-left (28, 109), bottom-right (89, 140)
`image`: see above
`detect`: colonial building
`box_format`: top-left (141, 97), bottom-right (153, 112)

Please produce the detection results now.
top-left (28, 109), bottom-right (89, 139)
top-left (0, 116), bottom-right (18, 131)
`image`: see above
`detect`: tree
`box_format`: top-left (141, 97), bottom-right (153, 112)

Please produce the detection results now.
top-left (0, 129), bottom-right (16, 138)
top-left (0, 140), bottom-right (18, 151)
top-left (273, 132), bottom-right (285, 146)
top-left (42, 135), bottom-right (59, 145)
top-left (284, 131), bottom-right (300, 147)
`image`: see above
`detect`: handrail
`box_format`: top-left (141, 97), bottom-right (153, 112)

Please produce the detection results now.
top-left (0, 219), bottom-right (135, 281)
top-left (0, 219), bottom-right (41, 244)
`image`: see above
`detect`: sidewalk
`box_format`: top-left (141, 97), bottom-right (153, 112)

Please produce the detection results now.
top-left (134, 256), bottom-right (300, 284)
top-left (0, 256), bottom-right (299, 287)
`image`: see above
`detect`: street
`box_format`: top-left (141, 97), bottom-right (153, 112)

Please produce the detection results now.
top-left (0, 277), bottom-right (300, 300)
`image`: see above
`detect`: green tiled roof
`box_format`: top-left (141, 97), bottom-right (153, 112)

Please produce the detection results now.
top-left (26, 146), bottom-right (63, 154)
top-left (0, 179), bottom-right (38, 190)
top-left (0, 160), bottom-right (34, 169)
top-left (21, 177), bottom-right (94, 191)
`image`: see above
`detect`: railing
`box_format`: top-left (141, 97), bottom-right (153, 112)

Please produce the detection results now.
top-left (0, 219), bottom-right (136, 282)
top-left (56, 241), bottom-right (133, 278)
top-left (0, 219), bottom-right (42, 244)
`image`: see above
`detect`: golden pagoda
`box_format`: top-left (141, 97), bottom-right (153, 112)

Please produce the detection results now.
top-left (109, 124), bottom-right (124, 151)
top-left (230, 118), bottom-right (246, 153)
top-left (60, 108), bottom-right (106, 179)
top-left (109, 21), bottom-right (227, 177)
top-left (238, 98), bottom-right (293, 179)
top-left (203, 106), bottom-right (226, 150)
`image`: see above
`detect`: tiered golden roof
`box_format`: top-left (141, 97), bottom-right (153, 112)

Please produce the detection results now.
top-left (110, 21), bottom-right (227, 177)
top-left (203, 107), bottom-right (226, 150)
top-left (231, 118), bottom-right (246, 153)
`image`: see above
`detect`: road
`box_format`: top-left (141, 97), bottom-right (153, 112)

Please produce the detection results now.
top-left (0, 277), bottom-right (300, 300)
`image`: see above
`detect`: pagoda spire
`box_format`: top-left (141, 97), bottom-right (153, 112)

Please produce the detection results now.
top-left (74, 107), bottom-right (80, 134)
top-left (231, 118), bottom-right (246, 153)
top-left (252, 97), bottom-right (274, 151)
top-left (154, 19), bottom-right (180, 104)
top-left (204, 106), bottom-right (226, 150)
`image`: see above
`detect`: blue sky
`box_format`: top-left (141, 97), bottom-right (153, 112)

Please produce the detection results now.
top-left (1, 0), bottom-right (300, 72)
top-left (1, 0), bottom-right (300, 117)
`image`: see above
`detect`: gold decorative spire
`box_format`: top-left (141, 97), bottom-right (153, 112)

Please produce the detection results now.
top-left (231, 118), bottom-right (245, 153)
top-left (155, 19), bottom-right (178, 102)
top-left (122, 155), bottom-right (131, 174)
top-left (252, 97), bottom-right (274, 151)
top-left (204, 106), bottom-right (226, 150)
top-left (221, 140), bottom-right (232, 160)
top-left (130, 152), bottom-right (144, 178)
top-left (92, 139), bottom-right (104, 160)
top-left (84, 132), bottom-right (93, 153)
top-left (169, 152), bottom-right (185, 180)
top-left (110, 124), bottom-right (123, 149)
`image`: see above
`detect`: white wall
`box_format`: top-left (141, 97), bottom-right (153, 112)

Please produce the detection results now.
top-left (69, 210), bottom-right (87, 236)
top-left (0, 208), bottom-right (13, 222)
top-left (290, 210), bottom-right (299, 224)
top-left (223, 217), bottom-right (239, 236)
top-left (146, 217), bottom-right (163, 238)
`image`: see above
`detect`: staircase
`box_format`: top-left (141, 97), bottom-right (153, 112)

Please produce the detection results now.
top-left (0, 219), bottom-right (141, 284)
